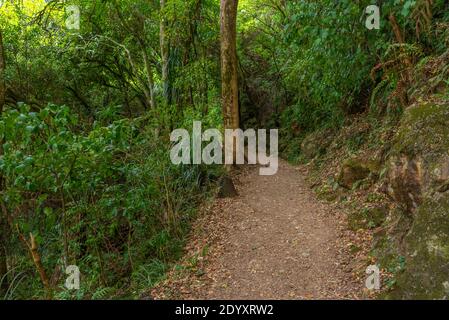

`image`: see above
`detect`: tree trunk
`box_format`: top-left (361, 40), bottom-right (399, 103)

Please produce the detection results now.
top-left (140, 41), bottom-right (156, 109)
top-left (0, 29), bottom-right (5, 111)
top-left (220, 0), bottom-right (239, 131)
top-left (0, 28), bottom-right (8, 294)
top-left (219, 0), bottom-right (239, 198)
top-left (160, 0), bottom-right (171, 105)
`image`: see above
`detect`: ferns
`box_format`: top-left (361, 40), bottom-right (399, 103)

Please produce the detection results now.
top-left (411, 0), bottom-right (434, 40)
top-left (131, 260), bottom-right (167, 292)
top-left (91, 287), bottom-right (115, 300)
top-left (370, 79), bottom-right (390, 115)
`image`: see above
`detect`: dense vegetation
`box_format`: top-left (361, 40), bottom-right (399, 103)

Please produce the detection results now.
top-left (0, 0), bottom-right (223, 299)
top-left (238, 0), bottom-right (448, 160)
top-left (0, 0), bottom-right (448, 299)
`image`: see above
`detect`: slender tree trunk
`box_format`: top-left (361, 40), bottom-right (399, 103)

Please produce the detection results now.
top-left (160, 0), bottom-right (171, 105)
top-left (113, 4), bottom-right (156, 110)
top-left (139, 41), bottom-right (156, 109)
top-left (0, 30), bottom-right (5, 111)
top-left (0, 28), bottom-right (8, 294)
top-left (220, 0), bottom-right (239, 131)
top-left (219, 0), bottom-right (239, 198)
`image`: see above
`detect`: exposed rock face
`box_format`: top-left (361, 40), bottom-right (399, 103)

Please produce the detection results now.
top-left (382, 102), bottom-right (449, 299)
top-left (338, 160), bottom-right (370, 188)
top-left (386, 103), bottom-right (449, 212)
top-left (338, 158), bottom-right (379, 189)
top-left (301, 134), bottom-right (320, 160)
top-left (387, 156), bottom-right (424, 212)
top-left (392, 194), bottom-right (449, 299)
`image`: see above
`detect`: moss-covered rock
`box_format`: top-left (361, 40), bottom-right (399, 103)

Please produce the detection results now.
top-left (389, 194), bottom-right (449, 299)
top-left (373, 207), bottom-right (411, 273)
top-left (381, 101), bottom-right (449, 299)
top-left (338, 157), bottom-right (380, 189)
top-left (387, 102), bottom-right (449, 212)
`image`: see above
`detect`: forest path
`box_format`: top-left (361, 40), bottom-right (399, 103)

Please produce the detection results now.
top-left (151, 160), bottom-right (362, 299)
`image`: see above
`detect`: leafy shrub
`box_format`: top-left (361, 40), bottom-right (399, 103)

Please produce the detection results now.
top-left (0, 103), bottom-right (221, 299)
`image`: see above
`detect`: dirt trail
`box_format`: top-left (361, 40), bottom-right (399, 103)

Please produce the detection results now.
top-left (151, 160), bottom-right (362, 300)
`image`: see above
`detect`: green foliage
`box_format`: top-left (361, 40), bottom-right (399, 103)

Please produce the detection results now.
top-left (0, 0), bottom-right (224, 299)
top-left (242, 0), bottom-right (449, 159)
top-left (238, 1), bottom-right (381, 156)
top-left (0, 102), bottom-right (222, 299)
top-left (1, 0), bottom-right (448, 300)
